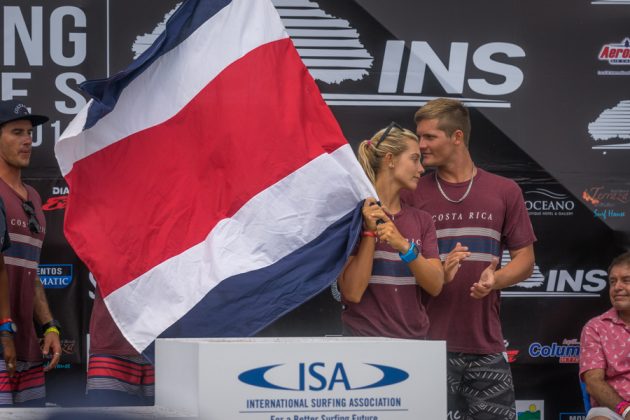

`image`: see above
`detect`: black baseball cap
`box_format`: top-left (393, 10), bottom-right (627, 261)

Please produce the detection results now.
top-left (0, 99), bottom-right (49, 127)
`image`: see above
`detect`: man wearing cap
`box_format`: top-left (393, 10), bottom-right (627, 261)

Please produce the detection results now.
top-left (0, 99), bottom-right (61, 405)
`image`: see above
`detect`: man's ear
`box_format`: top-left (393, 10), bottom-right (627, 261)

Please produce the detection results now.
top-left (452, 129), bottom-right (464, 145)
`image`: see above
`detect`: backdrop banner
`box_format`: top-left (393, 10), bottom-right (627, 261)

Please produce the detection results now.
top-left (2, 0), bottom-right (627, 416)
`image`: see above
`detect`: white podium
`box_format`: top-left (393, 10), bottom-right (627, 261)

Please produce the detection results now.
top-left (155, 337), bottom-right (446, 419)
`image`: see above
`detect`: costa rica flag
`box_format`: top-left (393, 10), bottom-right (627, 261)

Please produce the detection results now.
top-left (55, 0), bottom-right (374, 352)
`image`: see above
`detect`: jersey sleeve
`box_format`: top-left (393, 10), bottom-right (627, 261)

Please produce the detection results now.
top-left (502, 181), bottom-right (536, 250)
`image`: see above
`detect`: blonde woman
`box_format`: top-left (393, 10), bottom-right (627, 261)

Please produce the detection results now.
top-left (339, 122), bottom-right (444, 338)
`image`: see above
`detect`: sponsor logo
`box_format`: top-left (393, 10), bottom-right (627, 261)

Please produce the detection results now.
top-left (528, 339), bottom-right (579, 363)
top-left (38, 264), bottom-right (73, 288)
top-left (504, 340), bottom-right (519, 363)
top-left (589, 101), bottom-right (630, 151)
top-left (239, 362), bottom-right (408, 391)
top-left (141, 2), bottom-right (526, 108)
top-left (598, 38), bottom-right (630, 65)
top-left (524, 188), bottom-right (575, 217)
top-left (516, 400), bottom-right (544, 420)
top-left (40, 339), bottom-right (75, 357)
top-left (581, 186), bottom-right (628, 219)
top-left (502, 251), bottom-right (606, 298)
top-left (43, 186), bottom-right (69, 211)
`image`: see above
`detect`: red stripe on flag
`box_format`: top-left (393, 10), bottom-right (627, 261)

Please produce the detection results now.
top-left (64, 38), bottom-right (346, 297)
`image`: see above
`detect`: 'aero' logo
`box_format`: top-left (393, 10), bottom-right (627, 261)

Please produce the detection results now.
top-left (238, 362), bottom-right (409, 391)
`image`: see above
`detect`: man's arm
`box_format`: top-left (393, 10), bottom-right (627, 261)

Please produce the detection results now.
top-left (583, 369), bottom-right (630, 419)
top-left (0, 258), bottom-right (16, 376)
top-left (470, 244), bottom-right (534, 299)
top-left (493, 245), bottom-right (535, 289)
top-left (33, 277), bottom-right (61, 371)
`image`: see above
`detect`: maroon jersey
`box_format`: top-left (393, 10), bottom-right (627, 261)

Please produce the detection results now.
top-left (0, 179), bottom-right (46, 362)
top-left (89, 288), bottom-right (137, 356)
top-left (342, 203), bottom-right (439, 339)
top-left (401, 169), bottom-right (536, 353)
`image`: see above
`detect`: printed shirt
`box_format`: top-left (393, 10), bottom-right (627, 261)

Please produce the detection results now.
top-left (342, 203), bottom-right (439, 339)
top-left (0, 179), bottom-right (46, 361)
top-left (401, 168), bottom-right (536, 354)
top-left (579, 308), bottom-right (630, 404)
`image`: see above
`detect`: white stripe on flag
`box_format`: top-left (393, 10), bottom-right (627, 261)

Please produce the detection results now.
top-left (105, 145), bottom-right (375, 351)
top-left (56, 0), bottom-right (288, 176)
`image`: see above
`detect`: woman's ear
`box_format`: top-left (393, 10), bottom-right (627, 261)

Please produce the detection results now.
top-left (385, 152), bottom-right (395, 168)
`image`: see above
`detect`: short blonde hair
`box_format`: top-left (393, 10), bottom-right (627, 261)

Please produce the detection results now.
top-left (414, 98), bottom-right (471, 146)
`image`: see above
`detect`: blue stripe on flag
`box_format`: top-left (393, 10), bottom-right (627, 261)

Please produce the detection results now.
top-left (81, 0), bottom-right (232, 129)
top-left (156, 203), bottom-right (363, 341)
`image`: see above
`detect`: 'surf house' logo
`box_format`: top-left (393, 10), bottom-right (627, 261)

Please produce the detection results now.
top-left (581, 185), bottom-right (628, 220)
top-left (588, 100), bottom-right (630, 151)
top-left (501, 251), bottom-right (607, 298)
top-left (239, 362), bottom-right (409, 391)
top-left (598, 38), bottom-right (630, 65)
top-left (524, 188), bottom-right (575, 217)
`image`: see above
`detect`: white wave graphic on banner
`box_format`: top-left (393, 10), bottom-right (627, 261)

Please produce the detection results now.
top-left (501, 250), bottom-right (544, 289)
top-left (589, 100), bottom-right (630, 150)
top-left (272, 0), bottom-right (373, 84)
top-left (525, 188), bottom-right (569, 200)
top-left (132, 3), bottom-right (183, 59)
top-left (133, 1), bottom-right (373, 85)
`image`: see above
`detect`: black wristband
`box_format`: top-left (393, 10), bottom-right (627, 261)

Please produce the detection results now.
top-left (41, 319), bottom-right (62, 335)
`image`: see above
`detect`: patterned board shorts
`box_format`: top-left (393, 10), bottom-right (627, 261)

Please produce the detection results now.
top-left (87, 354), bottom-right (155, 406)
top-left (446, 352), bottom-right (516, 420)
top-left (0, 358), bottom-right (45, 406)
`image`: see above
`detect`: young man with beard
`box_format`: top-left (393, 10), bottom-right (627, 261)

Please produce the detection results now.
top-left (401, 98), bottom-right (536, 419)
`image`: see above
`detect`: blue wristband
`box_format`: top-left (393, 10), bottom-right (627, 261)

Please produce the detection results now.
top-left (399, 242), bottom-right (419, 263)
top-left (0, 322), bottom-right (16, 334)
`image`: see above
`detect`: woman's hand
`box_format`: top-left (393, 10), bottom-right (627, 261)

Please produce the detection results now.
top-left (362, 198), bottom-right (387, 232)
top-left (375, 208), bottom-right (408, 253)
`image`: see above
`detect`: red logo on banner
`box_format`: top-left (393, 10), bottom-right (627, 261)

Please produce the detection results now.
top-left (43, 195), bottom-right (68, 211)
top-left (598, 38), bottom-right (630, 65)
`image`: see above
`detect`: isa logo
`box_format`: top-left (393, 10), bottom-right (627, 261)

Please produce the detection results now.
top-left (38, 264), bottom-right (73, 289)
top-left (516, 400), bottom-right (544, 420)
top-left (239, 362), bottom-right (408, 391)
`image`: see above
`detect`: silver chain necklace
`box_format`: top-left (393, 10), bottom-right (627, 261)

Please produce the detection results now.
top-left (435, 167), bottom-right (475, 203)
